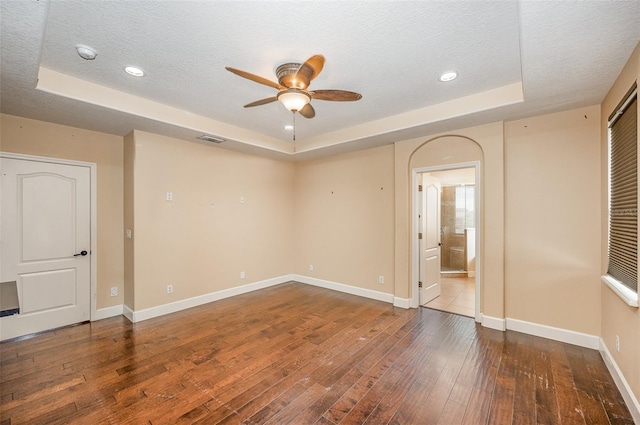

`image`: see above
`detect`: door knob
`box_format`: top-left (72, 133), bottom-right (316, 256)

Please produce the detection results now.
top-left (74, 250), bottom-right (88, 257)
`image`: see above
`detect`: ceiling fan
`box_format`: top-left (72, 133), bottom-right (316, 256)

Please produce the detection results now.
top-left (225, 55), bottom-right (362, 119)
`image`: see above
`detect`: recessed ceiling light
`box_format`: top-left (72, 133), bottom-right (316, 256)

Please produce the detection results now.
top-left (284, 125), bottom-right (294, 131)
top-left (75, 44), bottom-right (97, 60)
top-left (124, 66), bottom-right (145, 77)
top-left (439, 71), bottom-right (458, 82)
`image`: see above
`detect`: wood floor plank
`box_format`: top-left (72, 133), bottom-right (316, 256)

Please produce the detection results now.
top-left (565, 349), bottom-right (614, 424)
top-left (207, 300), bottom-right (407, 424)
top-left (207, 311), bottom-right (398, 423)
top-left (461, 331), bottom-right (504, 425)
top-left (514, 351), bottom-right (536, 424)
top-left (388, 316), bottom-right (475, 424)
top-left (486, 332), bottom-right (519, 425)
top-left (361, 363), bottom-right (420, 424)
top-left (584, 350), bottom-right (635, 425)
top-left (543, 339), bottom-right (585, 425)
top-left (278, 312), bottom-right (414, 424)
top-left (325, 321), bottom-right (430, 423)
top-left (340, 332), bottom-right (436, 424)
top-left (0, 282), bottom-right (634, 425)
top-left (437, 399), bottom-right (468, 425)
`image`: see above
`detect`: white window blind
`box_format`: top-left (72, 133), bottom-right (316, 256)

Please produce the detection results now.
top-left (608, 86), bottom-right (638, 292)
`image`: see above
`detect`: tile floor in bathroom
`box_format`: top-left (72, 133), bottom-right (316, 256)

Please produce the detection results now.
top-left (423, 276), bottom-right (475, 318)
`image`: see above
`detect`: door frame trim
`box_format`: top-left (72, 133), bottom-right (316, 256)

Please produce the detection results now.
top-left (411, 161), bottom-right (481, 322)
top-left (1, 152), bottom-right (97, 321)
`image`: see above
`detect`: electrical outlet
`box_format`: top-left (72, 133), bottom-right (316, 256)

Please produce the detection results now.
top-left (240, 196), bottom-right (245, 204)
top-left (240, 271), bottom-right (245, 279)
top-left (166, 192), bottom-right (173, 201)
top-left (378, 276), bottom-right (384, 284)
top-left (110, 287), bottom-right (118, 297)
top-left (125, 229), bottom-right (132, 239)
top-left (616, 335), bottom-right (620, 352)
top-left (167, 285), bottom-right (173, 294)
top-left (309, 264), bottom-right (314, 272)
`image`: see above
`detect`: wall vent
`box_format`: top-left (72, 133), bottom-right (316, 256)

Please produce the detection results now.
top-left (197, 134), bottom-right (225, 144)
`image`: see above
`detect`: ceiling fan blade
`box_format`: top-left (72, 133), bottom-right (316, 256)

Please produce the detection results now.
top-left (294, 55), bottom-right (325, 89)
top-left (311, 89), bottom-right (362, 102)
top-left (244, 97), bottom-right (278, 108)
top-left (225, 67), bottom-right (283, 90)
top-left (299, 103), bottom-right (315, 119)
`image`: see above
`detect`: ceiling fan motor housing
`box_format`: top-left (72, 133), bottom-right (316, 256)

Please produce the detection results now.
top-left (276, 63), bottom-right (303, 88)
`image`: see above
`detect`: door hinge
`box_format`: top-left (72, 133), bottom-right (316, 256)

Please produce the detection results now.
top-left (418, 184), bottom-right (423, 192)
top-left (418, 281), bottom-right (423, 288)
top-left (418, 232), bottom-right (422, 239)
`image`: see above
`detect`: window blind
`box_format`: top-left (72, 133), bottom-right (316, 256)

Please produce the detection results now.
top-left (608, 90), bottom-right (638, 291)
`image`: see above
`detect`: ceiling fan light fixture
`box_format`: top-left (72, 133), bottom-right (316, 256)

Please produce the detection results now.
top-left (439, 71), bottom-right (458, 82)
top-left (277, 89), bottom-right (310, 112)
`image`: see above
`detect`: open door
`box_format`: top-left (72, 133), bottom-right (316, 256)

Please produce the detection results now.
top-left (420, 174), bottom-right (441, 305)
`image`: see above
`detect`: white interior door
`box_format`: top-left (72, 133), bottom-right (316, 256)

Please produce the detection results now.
top-left (421, 174), bottom-right (441, 305)
top-left (1, 157), bottom-right (91, 340)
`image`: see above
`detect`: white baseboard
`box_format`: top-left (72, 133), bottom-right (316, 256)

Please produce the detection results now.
top-left (393, 297), bottom-right (410, 309)
top-left (120, 275), bottom-right (395, 324)
top-left (127, 275), bottom-right (293, 323)
top-left (600, 338), bottom-right (640, 423)
top-left (506, 317), bottom-right (599, 349)
top-left (481, 314), bottom-right (506, 331)
top-left (291, 274), bottom-right (395, 304)
top-left (123, 304), bottom-right (134, 323)
top-left (92, 304), bottom-right (123, 321)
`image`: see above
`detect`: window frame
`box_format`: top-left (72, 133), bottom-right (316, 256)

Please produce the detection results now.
top-left (603, 84), bottom-right (639, 307)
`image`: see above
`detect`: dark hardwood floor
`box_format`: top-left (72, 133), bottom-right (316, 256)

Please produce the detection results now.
top-left (0, 282), bottom-right (634, 424)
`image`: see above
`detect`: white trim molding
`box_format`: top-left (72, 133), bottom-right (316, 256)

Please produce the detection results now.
top-left (291, 275), bottom-right (395, 304)
top-left (124, 275), bottom-right (293, 323)
top-left (480, 315), bottom-right (600, 350)
top-left (123, 304), bottom-right (134, 323)
top-left (506, 318), bottom-right (599, 350)
top-left (602, 275), bottom-right (639, 307)
top-left (393, 297), bottom-right (411, 309)
top-left (481, 314), bottom-right (506, 331)
top-left (124, 275), bottom-right (292, 323)
top-left (122, 275), bottom-right (399, 325)
top-left (410, 161), bottom-right (482, 316)
top-left (93, 305), bottom-right (123, 321)
top-left (600, 338), bottom-right (640, 423)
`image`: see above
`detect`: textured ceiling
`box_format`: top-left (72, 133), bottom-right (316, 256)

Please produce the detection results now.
top-left (1, 1), bottom-right (639, 160)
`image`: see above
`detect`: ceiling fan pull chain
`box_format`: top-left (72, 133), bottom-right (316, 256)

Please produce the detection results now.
top-left (293, 111), bottom-right (296, 141)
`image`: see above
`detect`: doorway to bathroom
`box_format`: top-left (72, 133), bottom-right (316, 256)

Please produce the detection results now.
top-left (415, 163), bottom-right (479, 319)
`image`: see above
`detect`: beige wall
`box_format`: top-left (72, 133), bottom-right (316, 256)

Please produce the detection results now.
top-left (504, 105), bottom-right (602, 335)
top-left (394, 122), bottom-right (505, 317)
top-left (0, 114), bottom-right (124, 310)
top-left (600, 42), bottom-right (640, 406)
top-left (293, 145), bottom-right (395, 293)
top-left (127, 131), bottom-right (295, 311)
